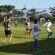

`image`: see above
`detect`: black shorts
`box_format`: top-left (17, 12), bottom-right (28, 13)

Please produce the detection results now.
top-left (5, 30), bottom-right (12, 36)
top-left (26, 29), bottom-right (31, 32)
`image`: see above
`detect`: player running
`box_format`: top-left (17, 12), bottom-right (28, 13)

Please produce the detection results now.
top-left (2, 17), bottom-right (12, 44)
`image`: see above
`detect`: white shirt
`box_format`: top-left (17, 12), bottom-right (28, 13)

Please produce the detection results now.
top-left (44, 22), bottom-right (52, 28)
top-left (32, 24), bottom-right (40, 33)
top-left (44, 21), bottom-right (52, 32)
top-left (32, 24), bottom-right (40, 39)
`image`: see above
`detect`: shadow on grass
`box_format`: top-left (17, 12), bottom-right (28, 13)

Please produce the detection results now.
top-left (0, 38), bottom-right (55, 54)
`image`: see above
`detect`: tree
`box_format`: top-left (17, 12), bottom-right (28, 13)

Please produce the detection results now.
top-left (4, 5), bottom-right (15, 12)
top-left (29, 8), bottom-right (36, 21)
top-left (0, 5), bottom-right (15, 13)
top-left (0, 5), bottom-right (15, 22)
top-left (0, 5), bottom-right (4, 12)
top-left (50, 7), bottom-right (55, 22)
top-left (12, 9), bottom-right (24, 17)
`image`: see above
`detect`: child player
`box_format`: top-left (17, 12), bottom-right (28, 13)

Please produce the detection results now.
top-left (31, 19), bottom-right (40, 49)
top-left (14, 20), bottom-right (18, 27)
top-left (43, 19), bottom-right (52, 38)
top-left (2, 16), bottom-right (12, 43)
top-left (23, 16), bottom-right (31, 38)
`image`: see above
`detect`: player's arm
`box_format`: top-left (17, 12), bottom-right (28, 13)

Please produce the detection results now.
top-left (8, 24), bottom-right (10, 28)
top-left (51, 22), bottom-right (52, 26)
top-left (43, 22), bottom-right (48, 26)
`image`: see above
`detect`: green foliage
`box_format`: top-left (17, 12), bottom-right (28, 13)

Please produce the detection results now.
top-left (0, 5), bottom-right (15, 12)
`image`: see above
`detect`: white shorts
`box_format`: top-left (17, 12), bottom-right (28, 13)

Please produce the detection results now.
top-left (46, 28), bottom-right (51, 32)
top-left (33, 32), bottom-right (38, 39)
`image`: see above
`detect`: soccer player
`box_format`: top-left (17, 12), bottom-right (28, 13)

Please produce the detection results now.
top-left (14, 20), bottom-right (18, 27)
top-left (31, 19), bottom-right (40, 49)
top-left (23, 16), bottom-right (31, 38)
top-left (43, 19), bottom-right (52, 38)
top-left (2, 16), bottom-right (12, 43)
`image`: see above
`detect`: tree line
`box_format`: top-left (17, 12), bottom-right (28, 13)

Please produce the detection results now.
top-left (0, 5), bottom-right (55, 23)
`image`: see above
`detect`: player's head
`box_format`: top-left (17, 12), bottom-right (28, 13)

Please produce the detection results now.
top-left (26, 16), bottom-right (30, 22)
top-left (27, 18), bottom-right (30, 22)
top-left (7, 16), bottom-right (10, 19)
top-left (34, 19), bottom-right (38, 24)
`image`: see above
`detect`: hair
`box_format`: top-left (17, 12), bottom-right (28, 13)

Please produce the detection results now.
top-left (7, 16), bottom-right (9, 19)
top-left (34, 19), bottom-right (38, 24)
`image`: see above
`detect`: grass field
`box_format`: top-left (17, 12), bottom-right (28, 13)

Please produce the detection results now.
top-left (0, 24), bottom-right (55, 55)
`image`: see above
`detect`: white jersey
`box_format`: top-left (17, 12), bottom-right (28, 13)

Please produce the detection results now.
top-left (44, 22), bottom-right (52, 28)
top-left (32, 24), bottom-right (40, 39)
top-left (32, 24), bottom-right (40, 33)
top-left (44, 21), bottom-right (52, 32)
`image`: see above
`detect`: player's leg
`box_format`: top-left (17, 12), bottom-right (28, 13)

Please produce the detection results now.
top-left (31, 34), bottom-right (38, 50)
top-left (50, 31), bottom-right (52, 36)
top-left (2, 35), bottom-right (8, 43)
top-left (33, 35), bottom-right (38, 48)
top-left (23, 32), bottom-right (27, 38)
top-left (25, 29), bottom-right (31, 38)
top-left (8, 34), bottom-right (12, 43)
top-left (48, 31), bottom-right (50, 38)
top-left (15, 24), bottom-right (17, 27)
top-left (27, 29), bottom-right (31, 36)
top-left (31, 39), bottom-right (38, 50)
top-left (23, 29), bottom-right (28, 38)
top-left (28, 29), bottom-right (31, 36)
top-left (48, 31), bottom-right (52, 38)
top-left (2, 30), bottom-right (8, 43)
top-left (47, 28), bottom-right (52, 38)
top-left (23, 28), bottom-right (27, 37)
top-left (8, 30), bottom-right (12, 43)
top-left (35, 39), bottom-right (38, 47)
top-left (33, 39), bottom-right (38, 48)
top-left (25, 30), bottom-right (29, 38)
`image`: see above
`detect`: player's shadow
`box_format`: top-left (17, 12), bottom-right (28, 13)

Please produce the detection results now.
top-left (0, 38), bottom-right (55, 54)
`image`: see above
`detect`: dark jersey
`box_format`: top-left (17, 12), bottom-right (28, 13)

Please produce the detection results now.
top-left (25, 21), bottom-right (28, 25)
top-left (3, 20), bottom-right (9, 27)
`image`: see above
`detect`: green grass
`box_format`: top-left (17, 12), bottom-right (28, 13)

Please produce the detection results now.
top-left (0, 24), bottom-right (55, 55)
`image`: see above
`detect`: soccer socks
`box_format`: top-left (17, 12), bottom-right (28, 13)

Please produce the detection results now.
top-left (50, 32), bottom-right (52, 36)
top-left (48, 32), bottom-right (52, 38)
top-left (2, 37), bottom-right (7, 43)
top-left (35, 39), bottom-right (38, 48)
top-left (33, 39), bottom-right (38, 48)
top-left (48, 32), bottom-right (50, 38)
top-left (8, 41), bottom-right (11, 43)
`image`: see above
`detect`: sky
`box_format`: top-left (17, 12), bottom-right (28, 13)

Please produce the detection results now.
top-left (0, 0), bottom-right (55, 10)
